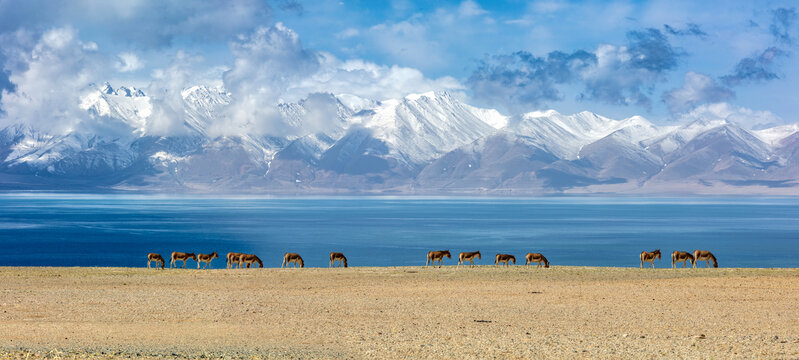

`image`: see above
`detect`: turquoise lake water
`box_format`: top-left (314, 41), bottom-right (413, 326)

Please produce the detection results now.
top-left (0, 194), bottom-right (796, 268)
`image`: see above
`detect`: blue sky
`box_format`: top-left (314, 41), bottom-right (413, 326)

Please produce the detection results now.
top-left (1, 0), bottom-right (798, 131)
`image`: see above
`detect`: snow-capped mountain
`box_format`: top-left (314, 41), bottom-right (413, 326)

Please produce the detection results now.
top-left (1, 83), bottom-right (798, 194)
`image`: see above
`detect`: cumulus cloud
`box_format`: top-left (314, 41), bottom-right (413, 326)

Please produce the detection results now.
top-left (0, 68), bottom-right (12, 99)
top-left (770, 7), bottom-right (796, 44)
top-left (335, 28), bottom-right (360, 40)
top-left (679, 102), bottom-right (783, 130)
top-left (468, 50), bottom-right (595, 113)
top-left (468, 28), bottom-right (681, 113)
top-left (0, 0), bottom-right (273, 48)
top-left (623, 29), bottom-right (681, 72)
top-left (721, 47), bottom-right (787, 86)
top-left (291, 55), bottom-right (463, 101)
top-left (0, 20), bottom-right (466, 138)
top-left (0, 27), bottom-right (105, 133)
top-left (298, 92), bottom-right (344, 135)
top-left (575, 28), bottom-right (682, 109)
top-left (359, 1), bottom-right (497, 74)
top-left (212, 23), bottom-right (465, 137)
top-left (662, 72), bottom-right (734, 114)
top-left (663, 23), bottom-right (707, 38)
top-left (457, 0), bottom-right (488, 17)
top-left (211, 23), bottom-right (320, 137)
top-left (114, 52), bottom-right (143, 72)
top-left (146, 51), bottom-right (202, 136)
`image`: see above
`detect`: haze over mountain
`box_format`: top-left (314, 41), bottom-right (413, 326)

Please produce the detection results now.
top-left (1, 83), bottom-right (797, 195)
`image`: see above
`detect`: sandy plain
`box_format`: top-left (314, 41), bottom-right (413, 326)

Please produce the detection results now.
top-left (0, 265), bottom-right (797, 359)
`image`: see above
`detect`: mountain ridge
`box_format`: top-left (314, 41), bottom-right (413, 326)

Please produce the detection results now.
top-left (1, 83), bottom-right (798, 195)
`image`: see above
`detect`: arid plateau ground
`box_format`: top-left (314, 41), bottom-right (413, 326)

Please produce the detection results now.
top-left (0, 266), bottom-right (797, 359)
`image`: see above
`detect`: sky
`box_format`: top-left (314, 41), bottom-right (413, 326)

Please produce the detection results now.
top-left (0, 0), bottom-right (798, 134)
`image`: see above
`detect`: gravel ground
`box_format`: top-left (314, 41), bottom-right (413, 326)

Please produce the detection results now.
top-left (0, 266), bottom-right (797, 359)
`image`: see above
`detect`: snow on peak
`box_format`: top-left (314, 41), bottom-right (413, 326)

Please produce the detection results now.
top-left (511, 110), bottom-right (619, 159)
top-left (335, 94), bottom-right (379, 114)
top-left (405, 91), bottom-right (450, 101)
top-left (97, 82), bottom-right (145, 97)
top-left (754, 123), bottom-right (799, 146)
top-left (404, 91), bottom-right (438, 101)
top-left (359, 90), bottom-right (497, 164)
top-left (525, 109), bottom-right (561, 118)
top-left (101, 82), bottom-right (114, 95)
top-left (606, 116), bottom-right (668, 145)
top-left (181, 85), bottom-right (222, 99)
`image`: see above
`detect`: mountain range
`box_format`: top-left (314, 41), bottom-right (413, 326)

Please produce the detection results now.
top-left (1, 83), bottom-right (798, 195)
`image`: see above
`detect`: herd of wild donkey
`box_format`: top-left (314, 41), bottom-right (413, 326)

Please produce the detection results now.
top-left (145, 249), bottom-right (719, 269)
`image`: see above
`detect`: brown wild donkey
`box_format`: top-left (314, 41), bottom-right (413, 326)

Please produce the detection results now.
top-left (671, 251), bottom-right (694, 268)
top-left (282, 253), bottom-right (304, 268)
top-left (238, 254), bottom-right (263, 268)
top-left (329, 252), bottom-right (348, 267)
top-left (426, 250), bottom-right (451, 267)
top-left (197, 252), bottom-right (218, 269)
top-left (693, 250), bottom-right (718, 268)
top-left (457, 251), bottom-right (481, 267)
top-left (170, 252), bottom-right (197, 269)
top-left (525, 253), bottom-right (550, 268)
top-left (226, 252), bottom-right (244, 269)
top-left (495, 254), bottom-right (516, 266)
top-left (147, 253), bottom-right (165, 269)
top-left (640, 249), bottom-right (661, 269)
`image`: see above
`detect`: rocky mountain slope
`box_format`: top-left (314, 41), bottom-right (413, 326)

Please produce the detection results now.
top-left (1, 83), bottom-right (797, 194)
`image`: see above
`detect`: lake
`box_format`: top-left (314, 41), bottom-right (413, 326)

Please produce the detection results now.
top-left (0, 194), bottom-right (796, 268)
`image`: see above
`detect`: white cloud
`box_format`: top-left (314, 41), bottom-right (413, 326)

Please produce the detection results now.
top-left (0, 22), bottom-right (466, 139)
top-left (0, 0), bottom-right (274, 48)
top-left (0, 27), bottom-right (106, 133)
top-left (114, 52), bottom-right (144, 72)
top-left (211, 23), bottom-right (321, 137)
top-left (679, 102), bottom-right (783, 129)
top-left (145, 51), bottom-right (201, 136)
top-left (457, 0), bottom-right (488, 17)
top-left (211, 23), bottom-right (465, 137)
top-left (662, 72), bottom-right (734, 114)
top-left (335, 28), bottom-right (360, 39)
top-left (289, 54), bottom-right (464, 101)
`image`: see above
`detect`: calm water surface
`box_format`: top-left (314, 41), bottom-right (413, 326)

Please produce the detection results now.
top-left (0, 194), bottom-right (797, 268)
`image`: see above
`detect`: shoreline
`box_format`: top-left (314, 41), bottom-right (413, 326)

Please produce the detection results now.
top-left (1, 266), bottom-right (797, 359)
top-left (1, 264), bottom-right (797, 270)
